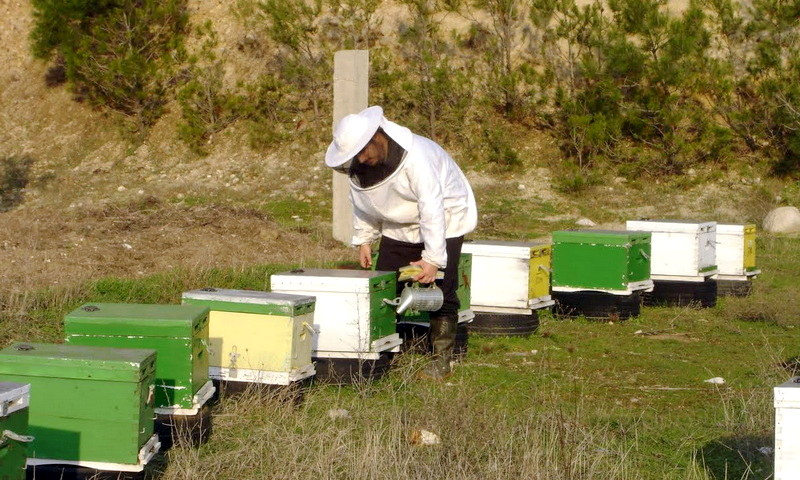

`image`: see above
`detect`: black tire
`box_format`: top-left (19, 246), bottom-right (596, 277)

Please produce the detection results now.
top-left (312, 353), bottom-right (394, 385)
top-left (644, 279), bottom-right (717, 308)
top-left (155, 403), bottom-right (212, 450)
top-left (717, 279), bottom-right (753, 297)
top-left (468, 312), bottom-right (539, 337)
top-left (553, 291), bottom-right (641, 320)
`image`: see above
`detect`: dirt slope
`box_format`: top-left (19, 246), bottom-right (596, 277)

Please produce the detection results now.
top-left (0, 0), bottom-right (781, 296)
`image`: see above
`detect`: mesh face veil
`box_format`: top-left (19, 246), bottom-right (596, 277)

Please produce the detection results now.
top-left (332, 158), bottom-right (354, 174)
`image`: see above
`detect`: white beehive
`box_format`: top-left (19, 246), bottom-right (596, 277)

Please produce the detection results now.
top-left (716, 223), bottom-right (760, 280)
top-left (270, 269), bottom-right (401, 360)
top-left (775, 378), bottom-right (800, 479)
top-left (626, 220), bottom-right (718, 280)
top-left (461, 240), bottom-right (554, 313)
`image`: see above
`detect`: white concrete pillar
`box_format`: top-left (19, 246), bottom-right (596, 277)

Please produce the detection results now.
top-left (332, 50), bottom-right (369, 244)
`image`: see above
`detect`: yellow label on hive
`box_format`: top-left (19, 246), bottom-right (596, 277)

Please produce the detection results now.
top-left (743, 224), bottom-right (757, 269)
top-left (528, 245), bottom-right (552, 300)
top-left (207, 311), bottom-right (313, 373)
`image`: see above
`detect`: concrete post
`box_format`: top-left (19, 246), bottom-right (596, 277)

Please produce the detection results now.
top-left (332, 50), bottom-right (369, 244)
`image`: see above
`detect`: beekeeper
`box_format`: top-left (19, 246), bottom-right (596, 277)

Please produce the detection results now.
top-left (325, 106), bottom-right (478, 379)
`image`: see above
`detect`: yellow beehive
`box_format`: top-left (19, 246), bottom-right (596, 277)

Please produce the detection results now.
top-left (182, 288), bottom-right (316, 385)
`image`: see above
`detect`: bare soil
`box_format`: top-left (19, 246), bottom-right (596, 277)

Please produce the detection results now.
top-left (0, 199), bottom-right (350, 295)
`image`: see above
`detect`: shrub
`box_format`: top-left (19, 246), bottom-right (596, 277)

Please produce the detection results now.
top-left (30, 0), bottom-right (189, 132)
top-left (177, 23), bottom-right (245, 155)
top-left (0, 156), bottom-right (33, 212)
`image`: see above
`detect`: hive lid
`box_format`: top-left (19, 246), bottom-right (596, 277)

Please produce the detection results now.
top-left (182, 288), bottom-right (315, 315)
top-left (716, 223), bottom-right (756, 234)
top-left (64, 303), bottom-right (209, 337)
top-left (626, 219), bottom-right (716, 234)
top-left (271, 269), bottom-right (396, 294)
top-left (552, 230), bottom-right (651, 245)
top-left (462, 240), bottom-right (550, 259)
top-left (0, 382), bottom-right (29, 405)
top-left (0, 343), bottom-right (156, 382)
top-left (775, 377), bottom-right (800, 407)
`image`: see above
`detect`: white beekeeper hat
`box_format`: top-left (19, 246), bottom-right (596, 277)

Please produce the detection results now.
top-left (325, 106), bottom-right (384, 168)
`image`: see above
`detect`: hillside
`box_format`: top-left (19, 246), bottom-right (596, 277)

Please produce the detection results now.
top-left (0, 0), bottom-right (789, 295)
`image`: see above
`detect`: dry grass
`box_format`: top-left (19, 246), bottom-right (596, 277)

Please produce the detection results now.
top-left (160, 358), bottom-right (636, 480)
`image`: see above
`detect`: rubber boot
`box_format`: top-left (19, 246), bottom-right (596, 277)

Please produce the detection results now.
top-left (420, 314), bottom-right (458, 380)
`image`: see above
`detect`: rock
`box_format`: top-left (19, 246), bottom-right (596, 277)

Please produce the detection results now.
top-left (409, 429), bottom-right (441, 445)
top-left (704, 377), bottom-right (725, 385)
top-left (763, 206), bottom-right (800, 233)
top-left (576, 218), bottom-right (596, 227)
top-left (327, 408), bottom-right (350, 420)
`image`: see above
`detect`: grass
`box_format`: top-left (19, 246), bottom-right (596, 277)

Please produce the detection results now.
top-left (1, 236), bottom-right (798, 479)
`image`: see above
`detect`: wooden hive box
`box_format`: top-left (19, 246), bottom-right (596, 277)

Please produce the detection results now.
top-left (774, 378), bottom-right (800, 480)
top-left (625, 220), bottom-right (717, 280)
top-left (552, 230), bottom-right (653, 294)
top-left (270, 269), bottom-right (400, 360)
top-left (461, 241), bottom-right (554, 313)
top-left (182, 288), bottom-right (316, 385)
top-left (0, 343), bottom-right (159, 472)
top-left (0, 382), bottom-right (31, 480)
top-left (716, 223), bottom-right (760, 279)
top-left (64, 303), bottom-right (213, 415)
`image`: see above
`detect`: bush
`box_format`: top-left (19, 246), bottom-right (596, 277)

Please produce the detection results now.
top-left (0, 156), bottom-right (33, 212)
top-left (177, 23), bottom-right (245, 154)
top-left (30, 0), bottom-right (189, 132)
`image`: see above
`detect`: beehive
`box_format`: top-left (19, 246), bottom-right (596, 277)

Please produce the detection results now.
top-left (181, 288), bottom-right (316, 385)
top-left (716, 223), bottom-right (760, 279)
top-left (462, 241), bottom-right (553, 312)
top-left (625, 220), bottom-right (718, 279)
top-left (0, 383), bottom-right (31, 480)
top-left (551, 230), bottom-right (653, 294)
top-left (64, 303), bottom-right (213, 414)
top-left (0, 343), bottom-right (158, 472)
top-left (774, 378), bottom-right (800, 480)
top-left (270, 269), bottom-right (400, 359)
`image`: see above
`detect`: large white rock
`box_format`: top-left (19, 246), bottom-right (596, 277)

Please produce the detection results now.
top-left (763, 206), bottom-right (800, 233)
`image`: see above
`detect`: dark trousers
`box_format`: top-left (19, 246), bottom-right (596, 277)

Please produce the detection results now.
top-left (376, 235), bottom-right (464, 317)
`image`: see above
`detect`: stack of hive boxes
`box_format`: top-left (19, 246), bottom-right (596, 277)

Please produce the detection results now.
top-left (64, 303), bottom-right (214, 449)
top-left (551, 230), bottom-right (653, 319)
top-left (715, 223), bottom-right (760, 296)
top-left (270, 269), bottom-right (401, 384)
top-left (181, 288), bottom-right (316, 394)
top-left (625, 220), bottom-right (718, 307)
top-left (0, 343), bottom-right (160, 477)
top-left (0, 382), bottom-right (31, 480)
top-left (461, 240), bottom-right (553, 336)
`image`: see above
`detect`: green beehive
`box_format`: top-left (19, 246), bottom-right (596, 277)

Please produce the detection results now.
top-left (552, 230), bottom-right (652, 293)
top-left (0, 343), bottom-right (158, 471)
top-left (0, 383), bottom-right (31, 480)
top-left (64, 303), bottom-right (211, 412)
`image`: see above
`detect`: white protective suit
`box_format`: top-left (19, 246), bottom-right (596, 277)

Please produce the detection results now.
top-left (349, 118), bottom-right (478, 268)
